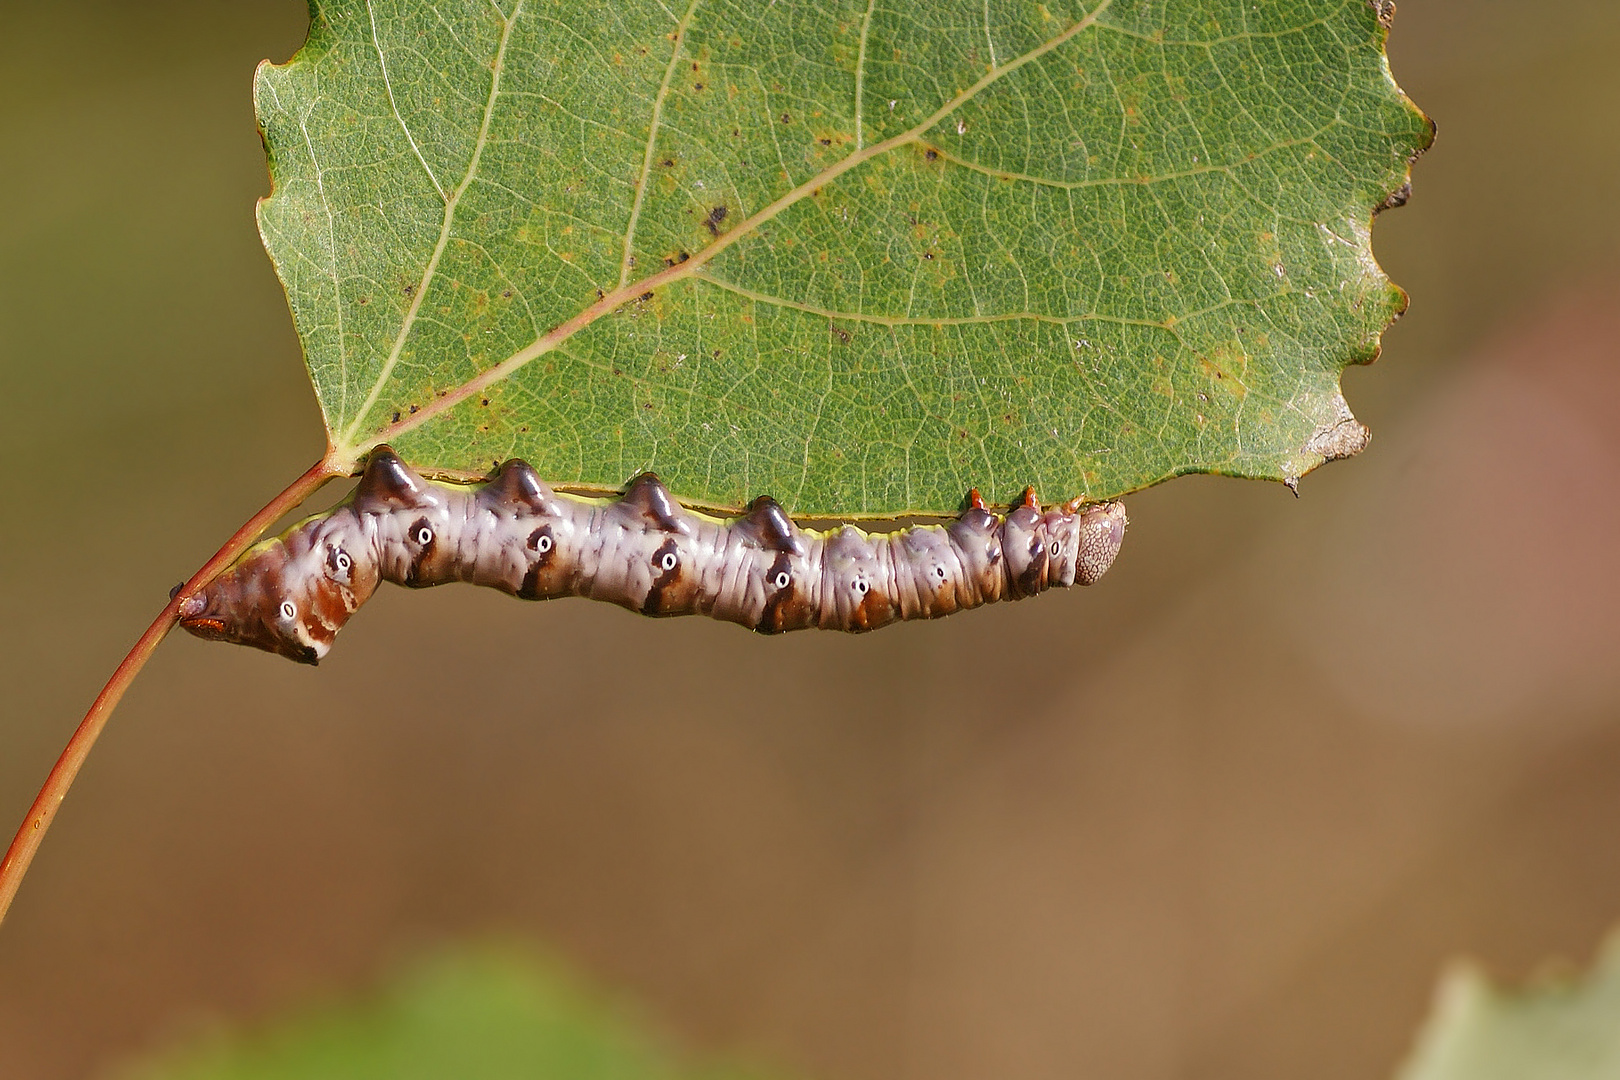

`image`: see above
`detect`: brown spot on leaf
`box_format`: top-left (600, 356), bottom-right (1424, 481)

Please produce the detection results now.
top-left (1198, 342), bottom-right (1250, 397)
top-left (704, 205), bottom-right (729, 236)
top-left (1376, 181), bottom-right (1413, 214)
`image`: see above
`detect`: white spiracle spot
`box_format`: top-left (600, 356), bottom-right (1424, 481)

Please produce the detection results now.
top-left (279, 601), bottom-right (297, 620)
top-left (773, 571), bottom-right (791, 589)
top-left (659, 551), bottom-right (678, 571)
top-left (416, 526), bottom-right (434, 545)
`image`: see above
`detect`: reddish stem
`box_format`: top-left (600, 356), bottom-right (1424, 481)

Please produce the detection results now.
top-left (0, 456), bottom-right (342, 927)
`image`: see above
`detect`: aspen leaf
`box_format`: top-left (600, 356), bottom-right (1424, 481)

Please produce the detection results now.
top-left (256, 0), bottom-right (1430, 515)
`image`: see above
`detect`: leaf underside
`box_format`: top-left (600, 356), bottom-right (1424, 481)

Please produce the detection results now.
top-left (256, 0), bottom-right (1430, 517)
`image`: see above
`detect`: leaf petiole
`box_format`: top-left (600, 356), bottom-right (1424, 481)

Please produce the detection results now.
top-left (0, 456), bottom-right (342, 927)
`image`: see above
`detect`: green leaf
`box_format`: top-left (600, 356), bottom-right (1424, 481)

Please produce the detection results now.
top-left (1396, 937), bottom-right (1620, 1080)
top-left (117, 945), bottom-right (784, 1080)
top-left (255, 0), bottom-right (1429, 516)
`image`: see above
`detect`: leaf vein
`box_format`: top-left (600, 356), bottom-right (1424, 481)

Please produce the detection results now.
top-left (340, 0), bottom-right (523, 449)
top-left (367, 1), bottom-right (447, 199)
top-left (853, 0), bottom-right (876, 149)
top-left (618, 0), bottom-right (701, 291)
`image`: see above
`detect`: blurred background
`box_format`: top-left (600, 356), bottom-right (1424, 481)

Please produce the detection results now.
top-left (3, 1), bottom-right (1619, 1077)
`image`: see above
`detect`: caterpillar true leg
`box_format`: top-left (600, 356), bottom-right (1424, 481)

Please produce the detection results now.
top-left (180, 448), bottom-right (1127, 664)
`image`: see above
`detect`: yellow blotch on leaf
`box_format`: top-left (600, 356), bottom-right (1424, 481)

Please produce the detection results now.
top-left (1199, 341), bottom-right (1250, 398)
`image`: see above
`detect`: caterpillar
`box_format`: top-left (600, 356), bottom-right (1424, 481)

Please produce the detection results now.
top-left (178, 448), bottom-right (1127, 665)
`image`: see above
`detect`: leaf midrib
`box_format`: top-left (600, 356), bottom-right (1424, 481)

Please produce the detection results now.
top-left (330, 0), bottom-right (1117, 470)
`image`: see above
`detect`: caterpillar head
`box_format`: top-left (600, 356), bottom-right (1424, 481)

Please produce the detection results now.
top-left (179, 449), bottom-right (421, 663)
top-left (179, 511), bottom-right (376, 665)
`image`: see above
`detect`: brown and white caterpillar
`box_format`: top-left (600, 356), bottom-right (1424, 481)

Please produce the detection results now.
top-left (179, 449), bottom-right (1127, 664)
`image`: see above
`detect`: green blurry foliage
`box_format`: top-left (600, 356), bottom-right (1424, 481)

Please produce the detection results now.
top-left (1398, 936), bottom-right (1620, 1080)
top-left (117, 945), bottom-right (784, 1080)
top-left (257, 0), bottom-right (1429, 515)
